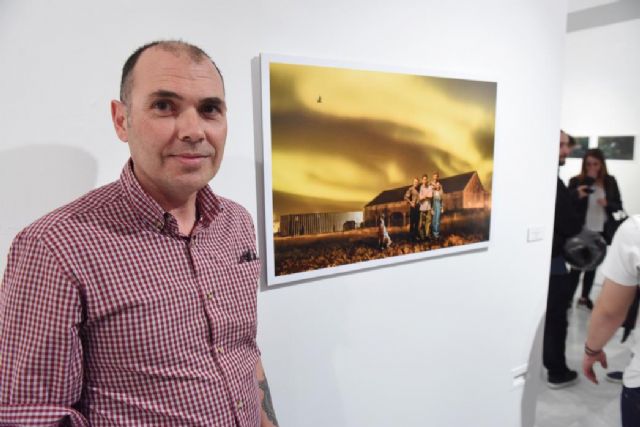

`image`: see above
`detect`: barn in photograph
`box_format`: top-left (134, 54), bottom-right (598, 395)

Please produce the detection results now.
top-left (363, 171), bottom-right (489, 227)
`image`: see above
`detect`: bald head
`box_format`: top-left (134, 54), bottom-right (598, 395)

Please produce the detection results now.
top-left (120, 40), bottom-right (224, 105)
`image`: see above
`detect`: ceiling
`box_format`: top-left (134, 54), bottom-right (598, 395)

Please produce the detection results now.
top-left (568, 0), bottom-right (618, 14)
top-left (567, 0), bottom-right (640, 32)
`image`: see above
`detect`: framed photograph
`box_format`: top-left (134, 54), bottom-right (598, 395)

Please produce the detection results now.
top-left (260, 54), bottom-right (497, 286)
top-left (568, 136), bottom-right (589, 158)
top-left (597, 136), bottom-right (635, 160)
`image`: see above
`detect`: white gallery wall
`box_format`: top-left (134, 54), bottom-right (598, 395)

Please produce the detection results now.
top-left (560, 17), bottom-right (640, 215)
top-left (0, 1), bottom-right (568, 426)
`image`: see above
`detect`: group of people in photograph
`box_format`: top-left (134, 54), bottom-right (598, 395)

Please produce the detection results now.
top-left (404, 172), bottom-right (444, 243)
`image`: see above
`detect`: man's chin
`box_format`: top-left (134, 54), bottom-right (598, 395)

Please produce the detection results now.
top-left (559, 158), bottom-right (566, 166)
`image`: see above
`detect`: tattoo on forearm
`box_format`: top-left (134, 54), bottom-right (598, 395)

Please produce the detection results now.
top-left (259, 377), bottom-right (279, 426)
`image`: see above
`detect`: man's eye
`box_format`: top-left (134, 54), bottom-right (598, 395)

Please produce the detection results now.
top-left (152, 100), bottom-right (173, 113)
top-left (200, 104), bottom-right (220, 116)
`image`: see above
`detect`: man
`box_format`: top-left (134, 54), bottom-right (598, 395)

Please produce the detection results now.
top-left (404, 177), bottom-right (420, 241)
top-left (543, 130), bottom-right (587, 389)
top-left (583, 215), bottom-right (640, 426)
top-left (0, 41), bottom-right (278, 427)
top-left (418, 174), bottom-right (433, 241)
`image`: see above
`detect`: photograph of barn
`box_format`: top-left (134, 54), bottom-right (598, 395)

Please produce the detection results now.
top-left (263, 57), bottom-right (497, 284)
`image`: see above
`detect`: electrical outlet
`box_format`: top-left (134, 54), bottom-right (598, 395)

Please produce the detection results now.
top-left (527, 226), bottom-right (545, 242)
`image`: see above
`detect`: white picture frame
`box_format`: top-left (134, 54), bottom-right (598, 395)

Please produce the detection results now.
top-left (260, 54), bottom-right (498, 286)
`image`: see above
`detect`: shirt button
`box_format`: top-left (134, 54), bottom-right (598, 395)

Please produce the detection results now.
top-left (155, 220), bottom-right (163, 230)
top-left (206, 292), bottom-right (214, 300)
top-left (216, 346), bottom-right (224, 354)
top-left (236, 399), bottom-right (244, 410)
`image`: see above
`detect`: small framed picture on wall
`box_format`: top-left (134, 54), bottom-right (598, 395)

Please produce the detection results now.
top-left (598, 136), bottom-right (635, 160)
top-left (568, 136), bottom-right (589, 158)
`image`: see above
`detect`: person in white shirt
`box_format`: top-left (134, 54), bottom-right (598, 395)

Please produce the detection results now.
top-left (583, 215), bottom-right (640, 427)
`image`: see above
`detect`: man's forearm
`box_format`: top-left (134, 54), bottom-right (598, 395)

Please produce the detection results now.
top-left (256, 359), bottom-right (278, 427)
top-left (586, 308), bottom-right (626, 351)
top-left (586, 280), bottom-right (637, 351)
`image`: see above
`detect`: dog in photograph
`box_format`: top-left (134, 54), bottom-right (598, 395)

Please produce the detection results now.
top-left (378, 215), bottom-right (392, 249)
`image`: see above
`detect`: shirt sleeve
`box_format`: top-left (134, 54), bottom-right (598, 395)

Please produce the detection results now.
top-left (0, 233), bottom-right (88, 427)
top-left (601, 217), bottom-right (640, 287)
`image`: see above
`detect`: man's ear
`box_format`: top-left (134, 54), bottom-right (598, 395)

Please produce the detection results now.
top-left (111, 100), bottom-right (129, 142)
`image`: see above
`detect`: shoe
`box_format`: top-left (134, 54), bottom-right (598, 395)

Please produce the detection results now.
top-left (577, 297), bottom-right (594, 310)
top-left (606, 371), bottom-right (623, 384)
top-left (547, 370), bottom-right (579, 389)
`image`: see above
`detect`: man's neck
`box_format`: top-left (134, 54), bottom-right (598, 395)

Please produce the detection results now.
top-left (153, 192), bottom-right (199, 236)
top-left (133, 171), bottom-right (200, 236)
top-left (169, 203), bottom-right (198, 236)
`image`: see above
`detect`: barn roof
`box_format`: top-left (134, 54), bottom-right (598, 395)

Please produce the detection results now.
top-left (365, 171), bottom-right (479, 207)
top-left (442, 171), bottom-right (476, 192)
top-left (365, 186), bottom-right (407, 207)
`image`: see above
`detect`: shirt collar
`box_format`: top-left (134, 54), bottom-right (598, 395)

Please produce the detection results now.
top-left (120, 159), bottom-right (223, 233)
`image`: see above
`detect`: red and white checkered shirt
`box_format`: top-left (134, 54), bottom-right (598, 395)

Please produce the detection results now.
top-left (0, 161), bottom-right (261, 426)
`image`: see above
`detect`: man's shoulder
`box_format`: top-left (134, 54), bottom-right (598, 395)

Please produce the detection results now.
top-left (557, 176), bottom-right (568, 188)
top-left (210, 194), bottom-right (256, 240)
top-left (17, 181), bottom-right (123, 242)
top-left (620, 215), bottom-right (640, 239)
top-left (555, 177), bottom-right (572, 199)
top-left (609, 215), bottom-right (640, 254)
top-left (602, 214), bottom-right (640, 285)
top-left (213, 194), bottom-right (253, 221)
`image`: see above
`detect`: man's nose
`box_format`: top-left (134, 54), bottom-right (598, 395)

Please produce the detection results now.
top-left (177, 108), bottom-right (205, 143)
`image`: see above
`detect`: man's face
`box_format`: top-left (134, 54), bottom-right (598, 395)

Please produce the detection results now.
top-left (422, 176), bottom-right (428, 185)
top-left (559, 131), bottom-right (572, 166)
top-left (413, 178), bottom-right (419, 187)
top-left (432, 173), bottom-right (438, 182)
top-left (111, 47), bottom-right (227, 202)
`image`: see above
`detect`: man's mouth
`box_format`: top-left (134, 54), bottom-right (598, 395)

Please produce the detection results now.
top-left (171, 153), bottom-right (211, 166)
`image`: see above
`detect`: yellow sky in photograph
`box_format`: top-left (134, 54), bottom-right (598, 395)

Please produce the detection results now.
top-left (269, 61), bottom-right (497, 216)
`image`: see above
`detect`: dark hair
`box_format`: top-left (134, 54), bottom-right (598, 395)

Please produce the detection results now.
top-left (579, 148), bottom-right (609, 183)
top-left (561, 130), bottom-right (576, 147)
top-left (119, 40), bottom-right (224, 104)
top-left (422, 174), bottom-right (428, 179)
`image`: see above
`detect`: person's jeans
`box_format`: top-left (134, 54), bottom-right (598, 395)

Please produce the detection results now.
top-left (419, 210), bottom-right (432, 240)
top-left (621, 386), bottom-right (640, 426)
top-left (431, 199), bottom-right (442, 238)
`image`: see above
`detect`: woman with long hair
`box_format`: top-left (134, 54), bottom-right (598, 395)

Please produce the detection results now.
top-left (568, 148), bottom-right (623, 309)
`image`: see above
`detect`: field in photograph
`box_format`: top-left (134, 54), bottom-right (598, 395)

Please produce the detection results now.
top-left (274, 210), bottom-right (489, 276)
